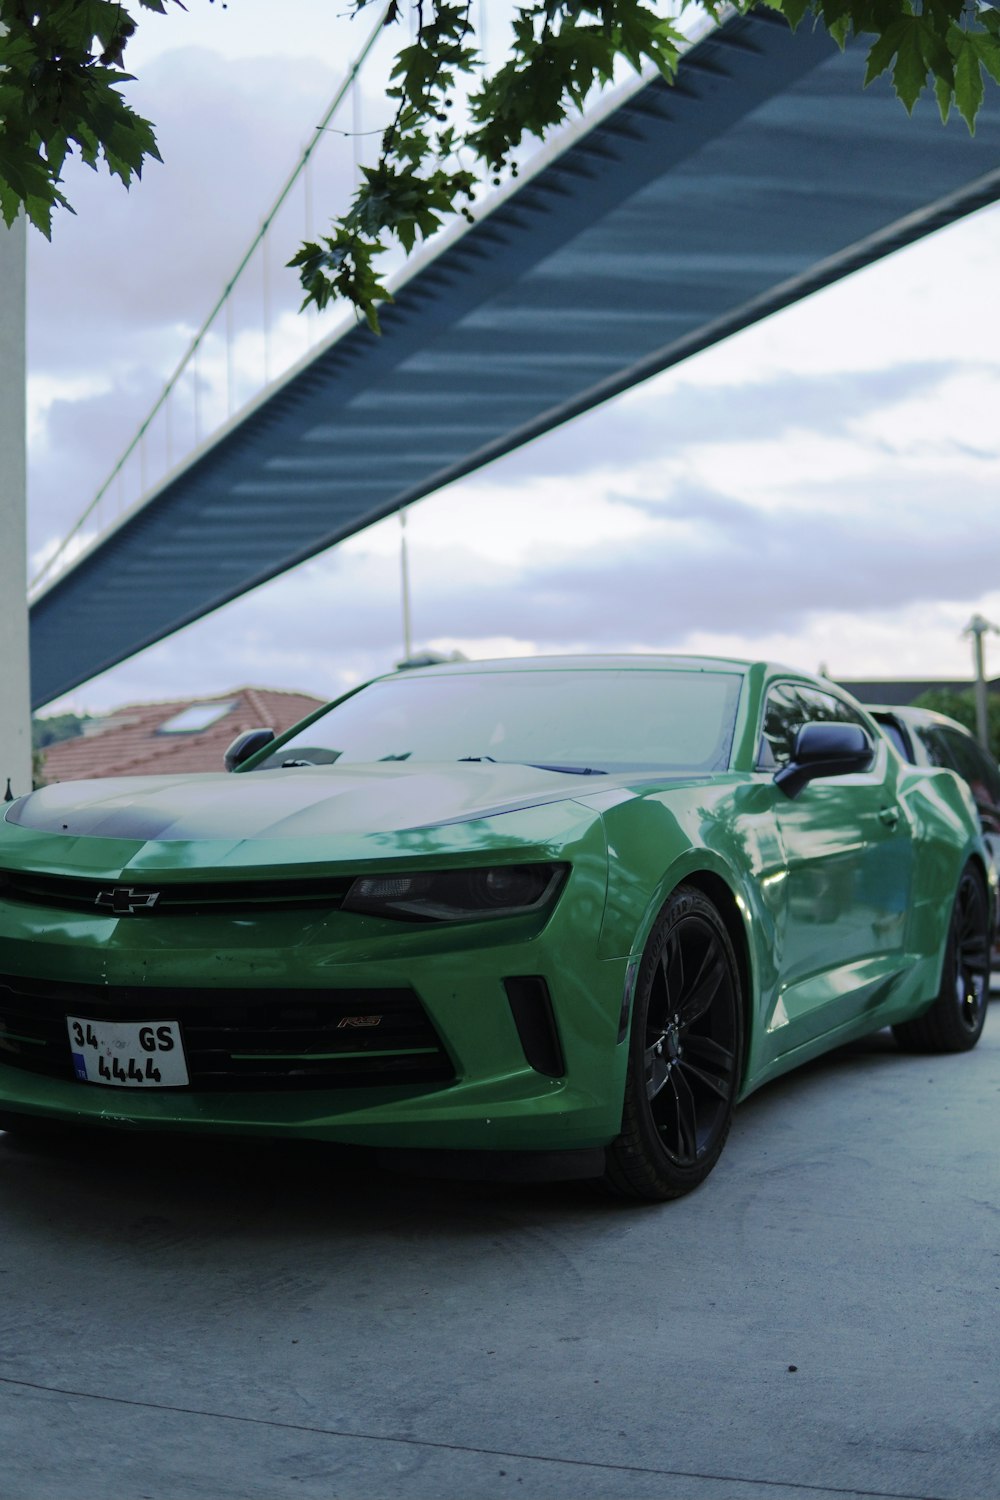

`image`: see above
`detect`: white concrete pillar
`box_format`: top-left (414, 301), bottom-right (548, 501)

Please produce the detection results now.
top-left (0, 214), bottom-right (32, 799)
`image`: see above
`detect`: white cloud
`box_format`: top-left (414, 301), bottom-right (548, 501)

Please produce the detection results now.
top-left (678, 593), bottom-right (1000, 684)
top-left (850, 367), bottom-right (1000, 455)
top-left (124, 1), bottom-right (366, 69)
top-left (363, 474), bottom-right (661, 569)
top-left (27, 372), bottom-right (112, 447)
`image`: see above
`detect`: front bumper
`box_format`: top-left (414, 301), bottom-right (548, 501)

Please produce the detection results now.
top-left (0, 844), bottom-right (630, 1153)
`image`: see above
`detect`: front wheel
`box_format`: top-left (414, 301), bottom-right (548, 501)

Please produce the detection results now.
top-left (605, 886), bottom-right (743, 1202)
top-left (893, 862), bottom-right (990, 1054)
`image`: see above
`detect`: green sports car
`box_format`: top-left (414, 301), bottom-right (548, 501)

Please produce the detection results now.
top-left (0, 656), bottom-right (992, 1200)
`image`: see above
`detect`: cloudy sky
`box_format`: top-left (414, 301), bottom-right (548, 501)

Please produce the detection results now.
top-left (25, 0), bottom-right (1000, 714)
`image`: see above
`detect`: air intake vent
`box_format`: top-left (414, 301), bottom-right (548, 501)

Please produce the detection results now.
top-left (0, 973), bottom-right (453, 1092)
top-left (504, 976), bottom-right (565, 1078)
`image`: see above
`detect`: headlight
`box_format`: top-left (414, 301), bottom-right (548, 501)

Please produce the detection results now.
top-left (342, 863), bottom-right (568, 923)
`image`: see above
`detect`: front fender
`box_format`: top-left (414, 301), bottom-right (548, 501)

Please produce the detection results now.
top-left (588, 779), bottom-right (775, 963)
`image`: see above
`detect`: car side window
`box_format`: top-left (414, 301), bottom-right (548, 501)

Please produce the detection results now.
top-left (758, 683), bottom-right (870, 770)
top-left (797, 687), bottom-right (869, 731)
top-left (758, 684), bottom-right (810, 769)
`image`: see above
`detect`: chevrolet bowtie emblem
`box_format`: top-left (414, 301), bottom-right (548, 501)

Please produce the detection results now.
top-left (95, 887), bottom-right (161, 915)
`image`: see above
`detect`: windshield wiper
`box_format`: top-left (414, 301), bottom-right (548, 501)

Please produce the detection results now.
top-left (526, 763), bottom-right (606, 775)
top-left (457, 755), bottom-right (605, 775)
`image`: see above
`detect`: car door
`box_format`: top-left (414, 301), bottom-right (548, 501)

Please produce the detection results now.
top-left (757, 683), bottom-right (915, 1057)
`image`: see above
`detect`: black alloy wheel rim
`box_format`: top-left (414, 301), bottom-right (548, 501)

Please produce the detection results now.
top-left (952, 871), bottom-right (989, 1034)
top-left (644, 914), bottom-right (738, 1166)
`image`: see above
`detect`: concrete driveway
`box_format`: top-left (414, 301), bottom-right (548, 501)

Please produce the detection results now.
top-left (1, 1012), bottom-right (998, 1500)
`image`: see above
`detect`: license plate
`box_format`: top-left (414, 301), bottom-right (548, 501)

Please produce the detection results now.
top-left (67, 1016), bottom-right (189, 1088)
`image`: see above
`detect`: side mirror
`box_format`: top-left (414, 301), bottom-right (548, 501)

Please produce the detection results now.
top-left (774, 722), bottom-right (874, 799)
top-left (224, 728), bottom-right (275, 772)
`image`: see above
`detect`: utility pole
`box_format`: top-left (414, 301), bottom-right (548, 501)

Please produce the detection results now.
top-left (399, 507), bottom-right (413, 662)
top-left (963, 613), bottom-right (999, 752)
top-left (0, 210), bottom-right (32, 801)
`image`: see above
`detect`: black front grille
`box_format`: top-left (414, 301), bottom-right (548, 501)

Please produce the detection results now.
top-left (0, 972), bottom-right (453, 1092)
top-left (0, 869), bottom-right (354, 917)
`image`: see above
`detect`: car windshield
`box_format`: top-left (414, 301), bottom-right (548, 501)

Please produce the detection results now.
top-left (252, 666), bottom-right (744, 774)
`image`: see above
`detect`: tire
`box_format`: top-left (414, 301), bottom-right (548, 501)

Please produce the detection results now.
top-left (893, 862), bottom-right (990, 1054)
top-left (605, 885), bottom-right (743, 1202)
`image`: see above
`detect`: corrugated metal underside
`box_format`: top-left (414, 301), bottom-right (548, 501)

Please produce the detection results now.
top-left (29, 10), bottom-right (1000, 706)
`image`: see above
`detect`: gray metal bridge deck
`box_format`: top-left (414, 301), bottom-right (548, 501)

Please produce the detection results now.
top-left (29, 9), bottom-right (1000, 707)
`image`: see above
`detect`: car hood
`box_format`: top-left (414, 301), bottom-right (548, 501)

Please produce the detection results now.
top-left (4, 761), bottom-right (632, 843)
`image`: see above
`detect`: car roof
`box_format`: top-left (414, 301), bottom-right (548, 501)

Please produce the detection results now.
top-left (381, 653), bottom-right (757, 677)
top-left (870, 704), bottom-right (973, 737)
top-left (381, 654), bottom-right (871, 689)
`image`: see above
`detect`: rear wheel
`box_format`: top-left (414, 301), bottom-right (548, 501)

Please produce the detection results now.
top-left (605, 886), bottom-right (742, 1202)
top-left (893, 862), bottom-right (990, 1054)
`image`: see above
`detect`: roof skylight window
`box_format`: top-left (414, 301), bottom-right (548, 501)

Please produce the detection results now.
top-left (158, 701), bottom-right (237, 734)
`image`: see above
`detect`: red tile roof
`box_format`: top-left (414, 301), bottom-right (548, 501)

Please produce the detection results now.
top-left (40, 688), bottom-right (326, 782)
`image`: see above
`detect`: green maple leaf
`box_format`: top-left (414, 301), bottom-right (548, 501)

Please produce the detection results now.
top-left (770, 0), bottom-right (813, 31)
top-left (971, 30), bottom-right (1000, 86)
top-left (954, 34), bottom-right (985, 130)
top-left (864, 16), bottom-right (931, 112)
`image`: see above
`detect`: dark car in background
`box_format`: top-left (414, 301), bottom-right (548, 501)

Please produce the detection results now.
top-left (871, 705), bottom-right (1000, 959)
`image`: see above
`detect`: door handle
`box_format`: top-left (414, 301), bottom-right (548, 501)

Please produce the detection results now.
top-left (879, 806), bottom-right (901, 828)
